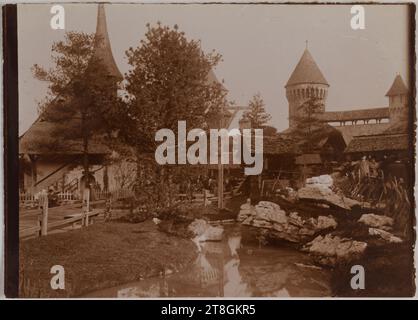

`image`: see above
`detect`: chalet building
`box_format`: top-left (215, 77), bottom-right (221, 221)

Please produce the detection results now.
top-left (19, 4), bottom-right (239, 198)
top-left (19, 4), bottom-right (124, 196)
top-left (344, 75), bottom-right (411, 159)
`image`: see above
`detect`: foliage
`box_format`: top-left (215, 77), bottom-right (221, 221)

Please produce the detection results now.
top-left (288, 97), bottom-right (328, 152)
top-left (32, 32), bottom-right (122, 186)
top-left (117, 23), bottom-right (229, 215)
top-left (121, 22), bottom-right (228, 154)
top-left (343, 174), bottom-right (412, 238)
top-left (241, 93), bottom-right (271, 129)
top-left (33, 32), bottom-right (121, 142)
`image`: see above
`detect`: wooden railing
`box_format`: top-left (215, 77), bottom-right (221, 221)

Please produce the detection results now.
top-left (19, 191), bottom-right (37, 203)
top-left (19, 209), bottom-right (101, 239)
top-left (20, 190), bottom-right (101, 240)
top-left (57, 191), bottom-right (78, 201)
top-left (20, 190), bottom-right (78, 206)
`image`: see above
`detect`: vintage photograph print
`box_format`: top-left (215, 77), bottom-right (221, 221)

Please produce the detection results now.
top-left (16, 3), bottom-right (415, 298)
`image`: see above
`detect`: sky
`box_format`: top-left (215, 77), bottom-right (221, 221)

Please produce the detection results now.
top-left (18, 3), bottom-right (411, 135)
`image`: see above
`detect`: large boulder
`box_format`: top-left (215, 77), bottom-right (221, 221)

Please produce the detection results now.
top-left (306, 175), bottom-right (334, 188)
top-left (188, 219), bottom-right (208, 236)
top-left (237, 200), bottom-right (254, 222)
top-left (297, 185), bottom-right (360, 210)
top-left (188, 219), bottom-right (224, 242)
top-left (254, 201), bottom-right (288, 224)
top-left (368, 228), bottom-right (402, 244)
top-left (298, 174), bottom-right (362, 210)
top-left (358, 214), bottom-right (393, 230)
top-left (303, 234), bottom-right (367, 267)
top-left (239, 201), bottom-right (337, 243)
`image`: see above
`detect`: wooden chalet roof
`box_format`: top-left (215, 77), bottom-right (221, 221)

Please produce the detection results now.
top-left (19, 117), bottom-right (110, 155)
top-left (295, 153), bottom-right (322, 165)
top-left (262, 135), bottom-right (300, 155)
top-left (383, 120), bottom-right (409, 134)
top-left (263, 124), bottom-right (346, 155)
top-left (345, 133), bottom-right (409, 153)
top-left (19, 5), bottom-right (121, 156)
top-left (320, 107), bottom-right (389, 122)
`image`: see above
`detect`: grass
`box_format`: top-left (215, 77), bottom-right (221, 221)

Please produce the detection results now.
top-left (19, 220), bottom-right (198, 298)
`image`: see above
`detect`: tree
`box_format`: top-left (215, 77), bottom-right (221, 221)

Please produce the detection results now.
top-left (122, 23), bottom-right (228, 154)
top-left (241, 93), bottom-right (271, 128)
top-left (119, 23), bottom-right (228, 211)
top-left (32, 32), bottom-right (121, 189)
top-left (289, 97), bottom-right (326, 152)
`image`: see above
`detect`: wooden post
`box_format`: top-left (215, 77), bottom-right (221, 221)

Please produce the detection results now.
top-left (218, 109), bottom-right (224, 210)
top-left (218, 162), bottom-right (224, 209)
top-left (41, 193), bottom-right (48, 236)
top-left (37, 216), bottom-right (42, 237)
top-left (85, 188), bottom-right (90, 226)
top-left (29, 155), bottom-right (38, 195)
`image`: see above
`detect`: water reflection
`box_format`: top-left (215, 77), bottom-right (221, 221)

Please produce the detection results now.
top-left (86, 226), bottom-right (332, 298)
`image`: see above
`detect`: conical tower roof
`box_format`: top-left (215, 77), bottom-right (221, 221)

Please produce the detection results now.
top-left (286, 49), bottom-right (329, 88)
top-left (385, 74), bottom-right (408, 96)
top-left (93, 4), bottom-right (123, 81)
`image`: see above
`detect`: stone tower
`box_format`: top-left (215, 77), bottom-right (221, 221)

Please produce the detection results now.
top-left (386, 74), bottom-right (409, 124)
top-left (285, 48), bottom-right (329, 128)
top-left (93, 4), bottom-right (123, 82)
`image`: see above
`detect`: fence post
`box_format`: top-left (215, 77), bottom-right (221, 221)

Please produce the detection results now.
top-left (105, 196), bottom-right (112, 222)
top-left (37, 216), bottom-right (42, 237)
top-left (41, 194), bottom-right (48, 236)
top-left (83, 188), bottom-right (90, 226)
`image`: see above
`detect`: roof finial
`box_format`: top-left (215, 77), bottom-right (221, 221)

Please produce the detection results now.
top-left (305, 40), bottom-right (308, 49)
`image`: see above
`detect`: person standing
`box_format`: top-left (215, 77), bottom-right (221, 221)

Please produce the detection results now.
top-left (369, 158), bottom-right (379, 178)
top-left (358, 156), bottom-right (370, 181)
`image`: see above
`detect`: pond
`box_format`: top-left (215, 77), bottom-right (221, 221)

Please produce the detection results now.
top-left (84, 226), bottom-right (332, 298)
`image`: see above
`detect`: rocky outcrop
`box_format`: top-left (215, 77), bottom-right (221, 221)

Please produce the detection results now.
top-left (306, 175), bottom-right (333, 188)
top-left (357, 214), bottom-right (402, 243)
top-left (368, 228), bottom-right (403, 244)
top-left (297, 186), bottom-right (360, 210)
top-left (303, 234), bottom-right (367, 267)
top-left (237, 176), bottom-right (405, 269)
top-left (297, 175), bottom-right (360, 210)
top-left (239, 201), bottom-right (337, 243)
top-left (358, 214), bottom-right (393, 230)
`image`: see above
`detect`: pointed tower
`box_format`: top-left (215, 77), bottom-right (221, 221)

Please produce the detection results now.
top-left (386, 74), bottom-right (409, 124)
top-left (93, 4), bottom-right (123, 81)
top-left (285, 47), bottom-right (329, 128)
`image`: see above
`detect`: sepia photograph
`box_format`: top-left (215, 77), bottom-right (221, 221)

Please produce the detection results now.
top-left (11, 2), bottom-right (416, 298)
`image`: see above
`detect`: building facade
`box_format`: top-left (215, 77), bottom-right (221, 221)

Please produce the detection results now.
top-left (285, 47), bottom-right (410, 146)
top-left (19, 4), bottom-right (123, 196)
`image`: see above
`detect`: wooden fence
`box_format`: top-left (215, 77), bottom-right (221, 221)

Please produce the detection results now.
top-left (57, 191), bottom-right (78, 201)
top-left (19, 191), bottom-right (37, 203)
top-left (20, 190), bottom-right (78, 206)
top-left (19, 191), bottom-right (101, 240)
